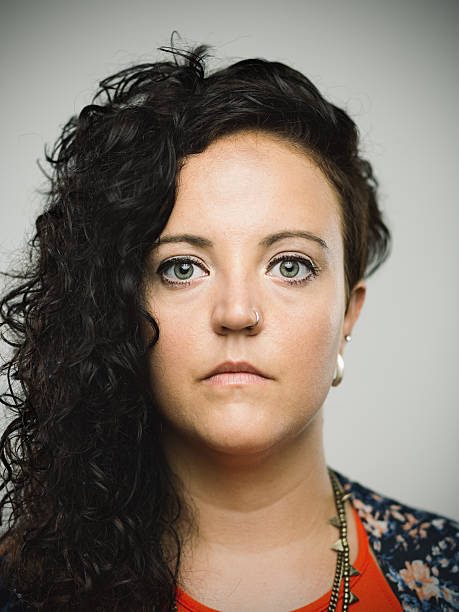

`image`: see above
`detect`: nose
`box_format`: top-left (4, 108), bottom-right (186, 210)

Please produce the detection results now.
top-left (211, 270), bottom-right (262, 335)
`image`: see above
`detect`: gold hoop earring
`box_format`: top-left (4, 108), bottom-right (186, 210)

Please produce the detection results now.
top-left (332, 353), bottom-right (344, 387)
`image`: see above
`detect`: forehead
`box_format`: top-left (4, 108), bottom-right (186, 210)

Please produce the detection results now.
top-left (165, 131), bottom-right (343, 255)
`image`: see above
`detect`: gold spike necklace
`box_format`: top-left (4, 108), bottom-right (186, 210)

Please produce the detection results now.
top-left (327, 467), bottom-right (360, 611)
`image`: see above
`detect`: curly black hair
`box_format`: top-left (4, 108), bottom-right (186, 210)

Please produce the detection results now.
top-left (0, 37), bottom-right (391, 611)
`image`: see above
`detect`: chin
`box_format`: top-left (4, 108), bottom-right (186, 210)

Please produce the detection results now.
top-left (191, 415), bottom-right (296, 459)
top-left (203, 434), bottom-right (278, 457)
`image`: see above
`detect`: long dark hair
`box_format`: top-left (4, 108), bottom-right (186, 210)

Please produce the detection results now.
top-left (0, 38), bottom-right (391, 610)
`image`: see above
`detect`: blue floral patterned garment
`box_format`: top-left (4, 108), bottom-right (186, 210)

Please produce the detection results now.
top-left (336, 470), bottom-right (459, 611)
top-left (0, 470), bottom-right (458, 610)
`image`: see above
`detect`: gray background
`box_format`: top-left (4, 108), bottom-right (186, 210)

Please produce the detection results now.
top-left (1, 0), bottom-right (458, 520)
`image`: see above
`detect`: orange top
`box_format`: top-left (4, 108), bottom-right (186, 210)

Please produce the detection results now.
top-left (175, 505), bottom-right (403, 611)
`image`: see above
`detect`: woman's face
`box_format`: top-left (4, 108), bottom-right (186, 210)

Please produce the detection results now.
top-left (142, 131), bottom-right (365, 455)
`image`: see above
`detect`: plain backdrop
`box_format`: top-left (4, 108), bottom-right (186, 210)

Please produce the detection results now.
top-left (1, 0), bottom-right (458, 520)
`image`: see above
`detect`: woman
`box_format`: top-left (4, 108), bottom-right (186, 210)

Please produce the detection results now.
top-left (0, 42), bottom-right (457, 612)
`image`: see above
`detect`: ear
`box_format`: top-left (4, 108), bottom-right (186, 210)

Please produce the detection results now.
top-left (340, 279), bottom-right (366, 354)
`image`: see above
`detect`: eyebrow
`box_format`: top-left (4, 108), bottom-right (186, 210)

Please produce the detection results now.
top-left (152, 230), bottom-right (329, 251)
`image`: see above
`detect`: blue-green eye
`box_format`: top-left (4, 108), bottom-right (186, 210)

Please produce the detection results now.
top-left (157, 256), bottom-right (207, 286)
top-left (267, 254), bottom-right (319, 285)
top-left (157, 254), bottom-right (319, 287)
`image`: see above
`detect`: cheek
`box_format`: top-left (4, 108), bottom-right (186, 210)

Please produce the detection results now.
top-left (146, 312), bottom-right (200, 399)
top-left (275, 292), bottom-right (343, 392)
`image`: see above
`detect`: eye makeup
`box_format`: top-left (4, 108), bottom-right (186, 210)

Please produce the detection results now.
top-left (156, 253), bottom-right (320, 288)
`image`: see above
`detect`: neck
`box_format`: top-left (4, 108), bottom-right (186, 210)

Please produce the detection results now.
top-left (162, 409), bottom-right (335, 553)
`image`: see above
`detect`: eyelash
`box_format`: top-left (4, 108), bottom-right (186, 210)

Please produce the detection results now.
top-left (156, 254), bottom-right (320, 287)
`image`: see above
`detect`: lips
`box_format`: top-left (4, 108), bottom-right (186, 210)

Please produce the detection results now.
top-left (203, 360), bottom-right (270, 380)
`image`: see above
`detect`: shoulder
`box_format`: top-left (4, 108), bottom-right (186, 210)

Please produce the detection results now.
top-left (0, 553), bottom-right (25, 611)
top-left (334, 468), bottom-right (459, 611)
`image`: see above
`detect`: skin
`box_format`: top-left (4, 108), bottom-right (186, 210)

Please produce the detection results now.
top-left (142, 130), bottom-right (366, 610)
